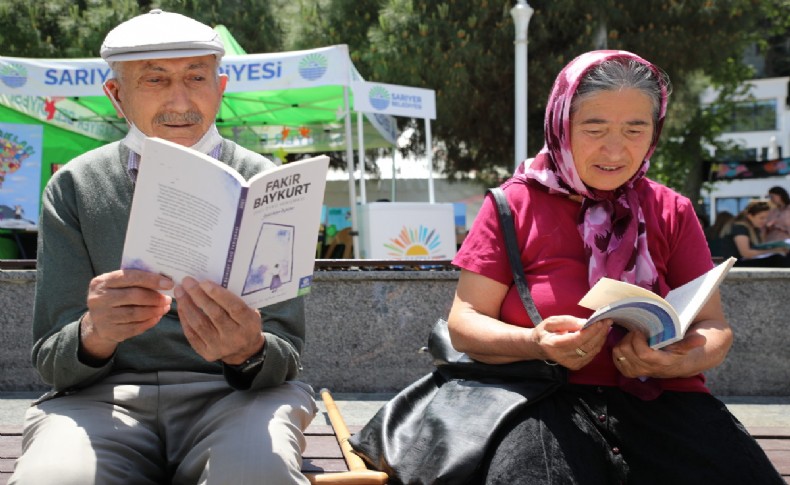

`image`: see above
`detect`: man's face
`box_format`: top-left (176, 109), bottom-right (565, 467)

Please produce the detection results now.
top-left (106, 55), bottom-right (227, 147)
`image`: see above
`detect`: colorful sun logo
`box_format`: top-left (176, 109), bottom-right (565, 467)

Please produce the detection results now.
top-left (384, 225), bottom-right (445, 259)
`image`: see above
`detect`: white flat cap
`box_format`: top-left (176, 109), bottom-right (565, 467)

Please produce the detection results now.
top-left (100, 9), bottom-right (224, 62)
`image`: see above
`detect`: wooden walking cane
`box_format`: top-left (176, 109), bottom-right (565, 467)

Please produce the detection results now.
top-left (305, 389), bottom-right (389, 484)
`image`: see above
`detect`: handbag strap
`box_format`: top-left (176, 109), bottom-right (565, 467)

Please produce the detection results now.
top-left (488, 187), bottom-right (543, 324)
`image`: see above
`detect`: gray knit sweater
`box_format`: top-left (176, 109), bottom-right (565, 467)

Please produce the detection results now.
top-left (32, 140), bottom-right (306, 392)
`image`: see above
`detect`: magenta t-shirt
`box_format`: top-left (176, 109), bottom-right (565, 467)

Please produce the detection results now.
top-left (453, 177), bottom-right (714, 393)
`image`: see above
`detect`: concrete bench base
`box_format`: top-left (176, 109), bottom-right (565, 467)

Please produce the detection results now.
top-left (2, 268), bottom-right (790, 396)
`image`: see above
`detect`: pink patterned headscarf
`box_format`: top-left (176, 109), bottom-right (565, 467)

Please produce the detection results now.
top-left (514, 50), bottom-right (669, 291)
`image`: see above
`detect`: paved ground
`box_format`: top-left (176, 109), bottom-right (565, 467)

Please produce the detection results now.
top-left (2, 391), bottom-right (790, 428)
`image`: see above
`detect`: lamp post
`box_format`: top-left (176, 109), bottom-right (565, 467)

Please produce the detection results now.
top-left (511, 0), bottom-right (534, 171)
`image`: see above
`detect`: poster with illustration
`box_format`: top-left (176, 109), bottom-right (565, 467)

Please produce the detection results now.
top-left (0, 123), bottom-right (42, 229)
top-left (242, 222), bottom-right (295, 296)
top-left (358, 202), bottom-right (457, 260)
top-left (324, 206), bottom-right (351, 242)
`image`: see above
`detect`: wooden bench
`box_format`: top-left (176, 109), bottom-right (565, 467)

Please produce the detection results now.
top-left (0, 423), bottom-right (367, 484)
top-left (2, 423), bottom-right (788, 484)
top-left (0, 390), bottom-right (388, 485)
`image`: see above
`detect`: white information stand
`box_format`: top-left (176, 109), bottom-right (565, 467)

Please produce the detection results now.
top-left (358, 202), bottom-right (457, 260)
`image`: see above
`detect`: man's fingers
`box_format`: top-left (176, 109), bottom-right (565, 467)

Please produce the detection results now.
top-left (175, 287), bottom-right (216, 358)
top-left (201, 280), bottom-right (257, 324)
top-left (178, 278), bottom-right (247, 330)
top-left (100, 269), bottom-right (174, 291)
top-left (89, 286), bottom-right (172, 311)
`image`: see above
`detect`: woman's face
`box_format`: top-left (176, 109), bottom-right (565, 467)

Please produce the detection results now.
top-left (748, 210), bottom-right (769, 229)
top-left (570, 88), bottom-right (655, 191)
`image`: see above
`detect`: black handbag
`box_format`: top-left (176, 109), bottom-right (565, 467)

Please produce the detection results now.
top-left (349, 187), bottom-right (567, 485)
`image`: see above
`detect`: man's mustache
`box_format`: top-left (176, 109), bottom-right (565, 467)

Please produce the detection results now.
top-left (154, 112), bottom-right (203, 125)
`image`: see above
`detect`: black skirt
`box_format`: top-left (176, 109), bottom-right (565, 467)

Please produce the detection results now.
top-left (481, 384), bottom-right (783, 485)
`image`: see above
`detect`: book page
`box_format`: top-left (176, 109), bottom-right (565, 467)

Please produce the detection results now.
top-left (121, 138), bottom-right (245, 289)
top-left (228, 155), bottom-right (330, 308)
top-left (578, 277), bottom-right (667, 310)
top-left (580, 277), bottom-right (679, 349)
top-left (664, 257), bottom-right (736, 334)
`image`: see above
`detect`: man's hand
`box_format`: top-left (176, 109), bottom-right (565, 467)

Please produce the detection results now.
top-left (81, 269), bottom-right (174, 361)
top-left (174, 277), bottom-right (265, 365)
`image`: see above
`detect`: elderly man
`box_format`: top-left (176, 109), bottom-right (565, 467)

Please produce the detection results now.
top-left (10, 10), bottom-right (316, 485)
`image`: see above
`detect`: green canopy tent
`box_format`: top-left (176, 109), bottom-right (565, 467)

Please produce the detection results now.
top-left (210, 25), bottom-right (397, 156)
top-left (1, 28), bottom-right (400, 255)
top-left (0, 103), bottom-right (107, 177)
top-left (0, 103), bottom-right (108, 256)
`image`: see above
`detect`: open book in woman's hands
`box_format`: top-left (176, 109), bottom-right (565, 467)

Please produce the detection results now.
top-left (578, 257), bottom-right (736, 349)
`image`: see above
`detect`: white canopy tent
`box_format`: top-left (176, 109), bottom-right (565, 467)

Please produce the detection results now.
top-left (0, 45), bottom-right (399, 151)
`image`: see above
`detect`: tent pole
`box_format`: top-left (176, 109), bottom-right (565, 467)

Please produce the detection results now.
top-left (343, 87), bottom-right (361, 258)
top-left (357, 113), bottom-right (367, 204)
top-left (425, 118), bottom-right (435, 203)
top-left (391, 148), bottom-right (396, 202)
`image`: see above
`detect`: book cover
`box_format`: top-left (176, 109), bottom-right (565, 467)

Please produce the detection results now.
top-left (753, 239), bottom-right (790, 250)
top-left (121, 137), bottom-right (329, 308)
top-left (579, 257), bottom-right (736, 348)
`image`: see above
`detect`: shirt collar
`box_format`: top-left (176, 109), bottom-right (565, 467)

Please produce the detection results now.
top-left (127, 140), bottom-right (222, 183)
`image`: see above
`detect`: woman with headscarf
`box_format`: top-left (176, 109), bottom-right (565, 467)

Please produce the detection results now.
top-left (448, 51), bottom-right (782, 484)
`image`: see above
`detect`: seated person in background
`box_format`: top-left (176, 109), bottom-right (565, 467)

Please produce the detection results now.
top-left (449, 50), bottom-right (783, 484)
top-left (705, 210), bottom-right (734, 258)
top-left (765, 185), bottom-right (790, 243)
top-left (10, 10), bottom-right (316, 485)
top-left (721, 200), bottom-right (790, 268)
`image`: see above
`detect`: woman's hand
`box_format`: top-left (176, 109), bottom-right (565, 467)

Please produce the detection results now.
top-left (448, 269), bottom-right (612, 369)
top-left (612, 288), bottom-right (732, 378)
top-left (532, 316), bottom-right (612, 370)
top-left (611, 330), bottom-right (706, 378)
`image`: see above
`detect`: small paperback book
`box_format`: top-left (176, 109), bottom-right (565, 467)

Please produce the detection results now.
top-left (579, 257), bottom-right (736, 349)
top-left (121, 137), bottom-right (330, 308)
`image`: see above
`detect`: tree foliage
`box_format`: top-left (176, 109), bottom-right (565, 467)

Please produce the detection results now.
top-left (759, 0), bottom-right (790, 76)
top-left (0, 0), bottom-right (142, 58)
top-left (346, 0), bottom-right (773, 190)
top-left (0, 0), bottom-right (282, 58)
top-left (2, 0), bottom-right (789, 203)
top-left (158, 0), bottom-right (283, 53)
top-left (290, 0), bottom-right (383, 68)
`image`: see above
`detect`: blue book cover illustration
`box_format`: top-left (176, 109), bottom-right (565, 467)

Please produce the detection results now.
top-left (579, 257), bottom-right (735, 349)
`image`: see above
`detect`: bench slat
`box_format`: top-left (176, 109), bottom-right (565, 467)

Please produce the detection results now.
top-left (1, 424), bottom-right (788, 484)
top-left (301, 458), bottom-right (351, 473)
top-left (303, 435), bottom-right (344, 459)
top-left (758, 438), bottom-right (790, 451)
top-left (1, 458), bottom-right (15, 473)
top-left (763, 450), bottom-right (790, 475)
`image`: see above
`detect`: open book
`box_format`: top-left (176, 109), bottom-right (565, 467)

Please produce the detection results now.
top-left (121, 137), bottom-right (329, 308)
top-left (753, 239), bottom-right (790, 250)
top-left (579, 257), bottom-right (736, 349)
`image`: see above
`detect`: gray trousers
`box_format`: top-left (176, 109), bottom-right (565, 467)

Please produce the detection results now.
top-left (9, 372), bottom-right (317, 485)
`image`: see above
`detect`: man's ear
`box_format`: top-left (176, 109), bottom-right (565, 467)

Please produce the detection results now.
top-left (218, 73), bottom-right (228, 94)
top-left (102, 79), bottom-right (126, 119)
